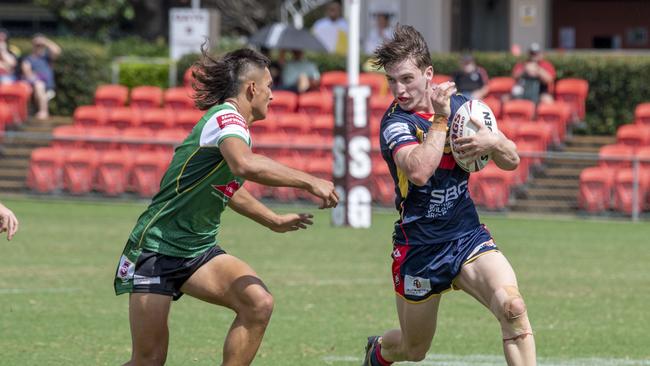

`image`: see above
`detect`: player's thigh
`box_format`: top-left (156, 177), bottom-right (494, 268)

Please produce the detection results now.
top-left (395, 294), bottom-right (441, 348)
top-left (180, 254), bottom-right (271, 311)
top-left (129, 293), bottom-right (172, 351)
top-left (454, 250), bottom-right (518, 309)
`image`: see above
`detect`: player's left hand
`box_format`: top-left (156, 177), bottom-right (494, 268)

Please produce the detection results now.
top-left (453, 117), bottom-right (500, 161)
top-left (269, 213), bottom-right (314, 233)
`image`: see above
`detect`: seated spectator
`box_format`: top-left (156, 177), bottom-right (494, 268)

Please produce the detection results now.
top-left (0, 28), bottom-right (17, 84)
top-left (281, 50), bottom-right (320, 93)
top-left (364, 13), bottom-right (394, 55)
top-left (312, 0), bottom-right (348, 54)
top-left (21, 34), bottom-right (61, 120)
top-left (452, 54), bottom-right (489, 100)
top-left (511, 43), bottom-right (556, 104)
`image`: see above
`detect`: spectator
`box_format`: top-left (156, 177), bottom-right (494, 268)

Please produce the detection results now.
top-left (511, 42), bottom-right (556, 104)
top-left (21, 34), bottom-right (61, 120)
top-left (0, 28), bottom-right (17, 84)
top-left (260, 47), bottom-right (284, 89)
top-left (281, 50), bottom-right (320, 93)
top-left (364, 13), bottom-right (394, 55)
top-left (312, 1), bottom-right (348, 54)
top-left (452, 54), bottom-right (489, 100)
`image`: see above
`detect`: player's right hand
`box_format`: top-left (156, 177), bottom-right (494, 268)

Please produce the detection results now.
top-left (308, 178), bottom-right (339, 209)
top-left (0, 203), bottom-right (19, 241)
top-left (430, 81), bottom-right (457, 116)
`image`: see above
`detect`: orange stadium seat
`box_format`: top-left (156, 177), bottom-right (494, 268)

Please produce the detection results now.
top-left (95, 84), bottom-right (129, 108)
top-left (515, 121), bottom-right (552, 152)
top-left (311, 114), bottom-right (334, 137)
top-left (276, 112), bottom-right (307, 136)
top-left (174, 109), bottom-right (204, 132)
top-left (482, 97), bottom-right (502, 119)
top-left (471, 163), bottom-right (515, 210)
top-left (0, 102), bottom-right (10, 126)
top-left (369, 94), bottom-right (395, 120)
top-left (27, 147), bottom-right (64, 193)
top-left (73, 105), bottom-right (108, 128)
top-left (555, 78), bottom-right (589, 121)
top-left (130, 86), bottom-right (163, 110)
top-left (432, 74), bottom-right (452, 84)
top-left (250, 113), bottom-right (277, 135)
top-left (252, 132), bottom-right (288, 159)
top-left (0, 82), bottom-right (32, 124)
top-left (121, 127), bottom-right (155, 152)
top-left (616, 124), bottom-right (650, 150)
top-left (52, 125), bottom-right (86, 150)
top-left (95, 150), bottom-right (133, 196)
top-left (513, 140), bottom-right (539, 184)
top-left (487, 77), bottom-right (515, 100)
top-left (502, 99), bottom-right (536, 122)
top-left (155, 128), bottom-right (186, 154)
top-left (106, 106), bottom-right (141, 130)
top-left (85, 126), bottom-right (120, 151)
top-left (598, 144), bottom-right (635, 171)
top-left (359, 72), bottom-right (387, 96)
top-left (268, 90), bottom-right (298, 113)
top-left (320, 71), bottom-right (347, 92)
top-left (63, 149), bottom-right (98, 195)
top-left (578, 166), bottom-right (614, 213)
top-left (497, 118), bottom-right (518, 141)
top-left (370, 161), bottom-right (394, 206)
top-left (634, 102), bottom-right (650, 126)
top-left (131, 151), bottom-right (170, 197)
top-left (612, 168), bottom-right (650, 215)
top-left (140, 107), bottom-right (175, 131)
top-left (536, 101), bottom-right (571, 143)
top-left (164, 87), bottom-right (195, 110)
top-left (298, 91), bottom-right (333, 115)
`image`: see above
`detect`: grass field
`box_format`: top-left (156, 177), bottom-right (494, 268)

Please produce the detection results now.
top-left (0, 197), bottom-right (649, 366)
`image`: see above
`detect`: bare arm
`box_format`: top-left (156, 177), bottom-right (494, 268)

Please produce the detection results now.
top-left (0, 43), bottom-right (16, 70)
top-left (219, 137), bottom-right (338, 208)
top-left (0, 202), bottom-right (19, 241)
top-left (228, 186), bottom-right (313, 232)
top-left (40, 36), bottom-right (62, 59)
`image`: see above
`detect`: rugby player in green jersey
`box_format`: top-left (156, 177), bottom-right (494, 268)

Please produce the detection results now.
top-left (114, 47), bottom-right (339, 366)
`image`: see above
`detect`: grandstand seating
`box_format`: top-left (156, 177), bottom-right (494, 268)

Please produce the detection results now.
top-left (121, 127), bottom-right (155, 152)
top-left (616, 124), bottom-right (650, 149)
top-left (320, 70), bottom-right (347, 92)
top-left (174, 109), bottom-right (204, 131)
top-left (73, 105), bottom-right (108, 127)
top-left (52, 125), bottom-right (86, 150)
top-left (634, 102), bottom-right (650, 126)
top-left (85, 126), bottom-right (120, 151)
top-left (140, 108), bottom-right (175, 131)
top-left (0, 82), bottom-right (32, 124)
top-left (482, 97), bottom-right (502, 119)
top-left (95, 84), bottom-right (129, 108)
top-left (502, 99), bottom-right (536, 121)
top-left (369, 94), bottom-right (395, 120)
top-left (298, 91), bottom-right (333, 115)
top-left (95, 150), bottom-right (132, 196)
top-left (555, 78), bottom-right (589, 121)
top-left (536, 101), bottom-right (571, 143)
top-left (131, 151), bottom-right (171, 197)
top-left (432, 74), bottom-right (452, 84)
top-left (359, 72), bottom-right (387, 96)
top-left (106, 106), bottom-right (141, 129)
top-left (486, 77), bottom-right (515, 100)
top-left (268, 90), bottom-right (298, 113)
top-left (598, 144), bottom-right (634, 170)
top-left (469, 163), bottom-right (516, 210)
top-left (63, 149), bottom-right (98, 194)
top-left (27, 147), bottom-right (64, 193)
top-left (164, 87), bottom-right (195, 110)
top-left (612, 168), bottom-right (650, 215)
top-left (578, 166), bottom-right (614, 213)
top-left (130, 86), bottom-right (163, 110)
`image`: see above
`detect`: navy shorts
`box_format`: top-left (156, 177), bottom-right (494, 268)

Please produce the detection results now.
top-left (114, 243), bottom-right (226, 301)
top-left (391, 224), bottom-right (498, 303)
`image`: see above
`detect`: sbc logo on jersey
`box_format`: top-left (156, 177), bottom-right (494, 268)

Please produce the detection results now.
top-left (212, 180), bottom-right (241, 199)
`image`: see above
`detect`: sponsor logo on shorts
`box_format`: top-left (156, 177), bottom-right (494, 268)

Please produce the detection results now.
top-left (404, 275), bottom-right (431, 297)
top-left (117, 255), bottom-right (135, 282)
top-left (133, 275), bottom-right (161, 285)
top-left (466, 239), bottom-right (497, 260)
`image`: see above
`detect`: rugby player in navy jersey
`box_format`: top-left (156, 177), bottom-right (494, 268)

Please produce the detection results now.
top-left (362, 25), bottom-right (536, 366)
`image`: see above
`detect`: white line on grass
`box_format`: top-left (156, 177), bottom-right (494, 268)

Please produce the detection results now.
top-left (322, 354), bottom-right (650, 366)
top-left (0, 287), bottom-right (80, 295)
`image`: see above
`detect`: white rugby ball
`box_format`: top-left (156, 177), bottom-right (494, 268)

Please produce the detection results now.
top-left (450, 99), bottom-right (499, 172)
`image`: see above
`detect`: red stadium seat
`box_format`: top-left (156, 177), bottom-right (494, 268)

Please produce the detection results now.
top-left (359, 72), bottom-right (387, 96)
top-left (95, 84), bottom-right (129, 108)
top-left (155, 128), bottom-right (187, 153)
top-left (276, 112), bottom-right (308, 136)
top-left (73, 105), bottom-right (108, 128)
top-left (487, 77), bottom-right (515, 100)
top-left (320, 71), bottom-right (347, 92)
top-left (471, 163), bottom-right (515, 210)
top-left (502, 99), bottom-right (536, 122)
top-left (298, 91), bottom-right (333, 115)
top-left (268, 90), bottom-right (298, 113)
top-left (95, 150), bottom-right (133, 196)
top-left (578, 166), bottom-right (615, 213)
top-left (370, 161), bottom-right (394, 206)
top-left (482, 97), bottom-right (502, 120)
top-left (0, 102), bottom-right (10, 127)
top-left (164, 87), bottom-right (195, 110)
top-left (174, 109), bottom-right (204, 132)
top-left (513, 140), bottom-right (538, 183)
top-left (598, 144), bottom-right (635, 171)
top-left (634, 102), bottom-right (650, 126)
top-left (131, 151), bottom-right (169, 197)
top-left (555, 78), bottom-right (589, 121)
top-left (535, 101), bottom-right (571, 143)
top-left (140, 107), bottom-right (175, 131)
top-left (0, 82), bottom-right (32, 124)
top-left (311, 115), bottom-right (334, 137)
top-left (250, 113), bottom-right (277, 135)
top-left (27, 147), bottom-right (64, 193)
top-left (370, 94), bottom-right (396, 120)
top-left (121, 127), bottom-right (155, 152)
top-left (106, 107), bottom-right (141, 130)
top-left (497, 118), bottom-right (518, 141)
top-left (52, 125), bottom-right (86, 150)
top-left (85, 126), bottom-right (120, 151)
top-left (130, 86), bottom-right (163, 110)
top-left (432, 74), bottom-right (452, 84)
top-left (63, 149), bottom-right (98, 194)
top-left (612, 168), bottom-right (650, 215)
top-left (616, 124), bottom-right (650, 150)
top-left (252, 132), bottom-right (288, 159)
top-left (515, 121), bottom-right (552, 152)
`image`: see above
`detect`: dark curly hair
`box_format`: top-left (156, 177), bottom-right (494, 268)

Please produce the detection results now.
top-left (192, 46), bottom-right (270, 111)
top-left (373, 24), bottom-right (432, 72)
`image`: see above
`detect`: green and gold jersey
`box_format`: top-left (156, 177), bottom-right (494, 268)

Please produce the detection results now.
top-left (128, 102), bottom-right (250, 258)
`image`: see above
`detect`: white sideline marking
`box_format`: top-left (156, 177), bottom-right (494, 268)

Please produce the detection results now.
top-left (322, 354), bottom-right (650, 366)
top-left (0, 287), bottom-right (80, 295)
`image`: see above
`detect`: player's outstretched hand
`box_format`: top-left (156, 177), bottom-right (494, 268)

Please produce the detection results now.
top-left (454, 116), bottom-right (499, 161)
top-left (0, 203), bottom-right (19, 241)
top-left (430, 81), bottom-right (457, 116)
top-left (308, 178), bottom-right (339, 209)
top-left (270, 213), bottom-right (314, 233)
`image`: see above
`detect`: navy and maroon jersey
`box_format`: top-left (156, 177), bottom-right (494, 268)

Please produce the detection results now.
top-left (379, 94), bottom-right (480, 245)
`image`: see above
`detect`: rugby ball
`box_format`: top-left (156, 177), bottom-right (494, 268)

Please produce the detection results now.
top-left (450, 100), bottom-right (499, 172)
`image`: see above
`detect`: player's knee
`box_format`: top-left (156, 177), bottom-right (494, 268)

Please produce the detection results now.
top-left (246, 291), bottom-right (274, 324)
top-left (496, 288), bottom-right (532, 339)
top-left (504, 296), bottom-right (526, 321)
